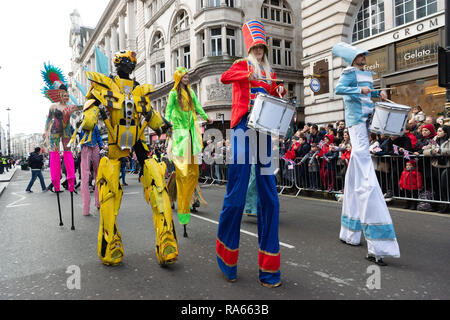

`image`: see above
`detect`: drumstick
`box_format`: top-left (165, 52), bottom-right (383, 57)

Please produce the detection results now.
top-left (255, 78), bottom-right (284, 83)
top-left (373, 88), bottom-right (394, 91)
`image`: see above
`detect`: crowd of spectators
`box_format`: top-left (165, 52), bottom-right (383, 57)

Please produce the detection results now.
top-left (278, 106), bottom-right (449, 213)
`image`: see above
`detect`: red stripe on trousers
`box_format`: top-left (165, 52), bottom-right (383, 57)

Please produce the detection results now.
top-left (216, 239), bottom-right (239, 266)
top-left (258, 251), bottom-right (280, 272)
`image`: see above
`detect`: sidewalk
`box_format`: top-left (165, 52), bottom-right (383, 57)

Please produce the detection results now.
top-left (0, 167), bottom-right (18, 196)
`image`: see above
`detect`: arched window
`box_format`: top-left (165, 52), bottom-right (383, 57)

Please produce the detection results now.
top-left (261, 0), bottom-right (292, 25)
top-left (152, 31), bottom-right (164, 50)
top-left (352, 0), bottom-right (385, 42)
top-left (394, 0), bottom-right (438, 27)
top-left (173, 10), bottom-right (190, 34)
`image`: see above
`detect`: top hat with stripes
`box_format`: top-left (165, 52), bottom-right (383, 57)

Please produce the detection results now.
top-left (242, 20), bottom-right (268, 54)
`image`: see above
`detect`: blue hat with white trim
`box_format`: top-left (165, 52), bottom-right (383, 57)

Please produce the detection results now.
top-left (332, 42), bottom-right (369, 66)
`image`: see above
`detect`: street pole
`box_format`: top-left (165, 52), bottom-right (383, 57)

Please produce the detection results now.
top-left (6, 107), bottom-right (11, 156)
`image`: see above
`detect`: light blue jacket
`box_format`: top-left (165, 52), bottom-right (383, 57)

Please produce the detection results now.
top-left (79, 125), bottom-right (104, 149)
top-left (335, 67), bottom-right (380, 128)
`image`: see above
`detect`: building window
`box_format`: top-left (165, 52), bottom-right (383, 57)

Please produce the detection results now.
top-left (184, 46), bottom-right (191, 69)
top-left (394, 0), bottom-right (438, 27)
top-left (174, 50), bottom-right (180, 68)
top-left (152, 32), bottom-right (164, 50)
top-left (226, 0), bottom-right (235, 7)
top-left (272, 39), bottom-right (282, 65)
top-left (261, 0), bottom-right (292, 25)
top-left (285, 40), bottom-right (292, 67)
top-left (159, 62), bottom-right (166, 83)
top-left (211, 28), bottom-right (222, 56)
top-left (226, 28), bottom-right (236, 56)
top-left (173, 10), bottom-right (189, 34)
top-left (201, 33), bottom-right (206, 57)
top-left (352, 0), bottom-right (385, 42)
top-left (208, 0), bottom-right (220, 7)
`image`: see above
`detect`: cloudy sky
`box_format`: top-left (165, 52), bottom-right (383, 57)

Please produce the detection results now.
top-left (0, 0), bottom-right (110, 136)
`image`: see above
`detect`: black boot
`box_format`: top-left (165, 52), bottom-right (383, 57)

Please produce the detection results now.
top-left (183, 225), bottom-right (188, 238)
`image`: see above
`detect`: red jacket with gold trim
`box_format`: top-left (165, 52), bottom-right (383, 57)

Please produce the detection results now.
top-left (221, 59), bottom-right (286, 129)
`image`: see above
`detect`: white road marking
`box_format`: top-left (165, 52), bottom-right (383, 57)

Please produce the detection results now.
top-left (190, 213), bottom-right (295, 249)
top-left (7, 193), bottom-right (31, 208)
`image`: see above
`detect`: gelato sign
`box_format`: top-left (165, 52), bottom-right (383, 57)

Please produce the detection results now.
top-left (404, 49), bottom-right (432, 61)
top-left (396, 31), bottom-right (438, 70)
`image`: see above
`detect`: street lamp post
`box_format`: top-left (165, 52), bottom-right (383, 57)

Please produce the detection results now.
top-left (6, 107), bottom-right (11, 156)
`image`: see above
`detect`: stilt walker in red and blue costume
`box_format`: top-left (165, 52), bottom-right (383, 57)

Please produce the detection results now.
top-left (216, 20), bottom-right (286, 288)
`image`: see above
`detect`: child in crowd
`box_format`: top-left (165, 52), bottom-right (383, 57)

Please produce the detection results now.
top-left (399, 160), bottom-right (422, 210)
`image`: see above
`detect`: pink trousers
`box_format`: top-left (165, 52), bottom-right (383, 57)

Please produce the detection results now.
top-left (81, 145), bottom-right (100, 215)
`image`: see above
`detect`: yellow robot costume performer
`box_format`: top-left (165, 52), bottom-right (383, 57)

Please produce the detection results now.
top-left (82, 50), bottom-right (178, 266)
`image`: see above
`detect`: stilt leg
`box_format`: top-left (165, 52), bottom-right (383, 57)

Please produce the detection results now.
top-left (57, 192), bottom-right (63, 226)
top-left (71, 192), bottom-right (75, 230)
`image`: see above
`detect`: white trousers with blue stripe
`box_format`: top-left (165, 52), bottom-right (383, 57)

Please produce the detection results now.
top-left (340, 122), bottom-right (400, 259)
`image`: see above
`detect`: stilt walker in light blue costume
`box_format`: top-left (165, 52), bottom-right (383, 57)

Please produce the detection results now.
top-left (332, 42), bottom-right (400, 266)
top-left (244, 165), bottom-right (258, 217)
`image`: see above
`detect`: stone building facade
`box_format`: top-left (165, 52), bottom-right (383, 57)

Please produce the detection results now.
top-left (302, 0), bottom-right (447, 126)
top-left (69, 0), bottom-right (304, 142)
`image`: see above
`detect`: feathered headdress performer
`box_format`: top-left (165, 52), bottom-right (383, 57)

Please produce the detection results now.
top-left (41, 62), bottom-right (69, 103)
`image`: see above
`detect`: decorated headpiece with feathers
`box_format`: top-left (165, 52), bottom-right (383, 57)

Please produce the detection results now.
top-left (41, 62), bottom-right (69, 103)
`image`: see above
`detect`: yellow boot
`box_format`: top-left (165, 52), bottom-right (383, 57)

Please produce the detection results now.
top-left (97, 157), bottom-right (124, 266)
top-left (141, 158), bottom-right (178, 265)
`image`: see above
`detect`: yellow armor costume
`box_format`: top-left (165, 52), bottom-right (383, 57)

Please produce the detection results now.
top-left (84, 52), bottom-right (178, 266)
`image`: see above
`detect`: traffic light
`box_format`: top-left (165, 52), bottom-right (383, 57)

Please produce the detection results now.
top-left (438, 46), bottom-right (450, 88)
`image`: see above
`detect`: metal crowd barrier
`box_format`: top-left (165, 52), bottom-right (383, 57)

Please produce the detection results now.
top-left (198, 153), bottom-right (450, 207)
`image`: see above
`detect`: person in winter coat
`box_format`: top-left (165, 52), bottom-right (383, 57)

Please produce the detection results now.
top-left (341, 144), bottom-right (352, 167)
top-left (423, 125), bottom-right (450, 213)
top-left (25, 147), bottom-right (48, 193)
top-left (414, 124), bottom-right (437, 155)
top-left (316, 134), bottom-right (336, 191)
top-left (399, 160), bottom-right (422, 210)
top-left (299, 143), bottom-right (320, 189)
top-left (410, 106), bottom-right (426, 124)
top-left (404, 124), bottom-right (418, 150)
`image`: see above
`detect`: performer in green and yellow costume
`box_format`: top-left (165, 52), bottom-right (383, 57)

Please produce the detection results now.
top-left (82, 50), bottom-right (177, 266)
top-left (166, 67), bottom-right (212, 237)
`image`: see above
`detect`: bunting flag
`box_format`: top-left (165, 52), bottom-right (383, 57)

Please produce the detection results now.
top-left (69, 94), bottom-right (79, 106)
top-left (404, 149), bottom-right (410, 160)
top-left (318, 140), bottom-right (326, 150)
top-left (393, 144), bottom-right (399, 155)
top-left (75, 80), bottom-right (87, 96)
top-left (281, 155), bottom-right (295, 166)
top-left (95, 46), bottom-right (110, 76)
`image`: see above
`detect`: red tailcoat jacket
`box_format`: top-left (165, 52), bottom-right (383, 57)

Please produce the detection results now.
top-left (220, 59), bottom-right (286, 129)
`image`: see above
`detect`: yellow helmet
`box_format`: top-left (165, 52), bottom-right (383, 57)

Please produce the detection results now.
top-left (113, 50), bottom-right (137, 65)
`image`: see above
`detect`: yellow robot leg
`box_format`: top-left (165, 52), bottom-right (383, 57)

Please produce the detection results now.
top-left (141, 158), bottom-right (178, 265)
top-left (97, 157), bottom-right (124, 266)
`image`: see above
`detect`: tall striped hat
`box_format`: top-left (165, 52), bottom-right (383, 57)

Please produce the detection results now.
top-left (242, 20), bottom-right (268, 54)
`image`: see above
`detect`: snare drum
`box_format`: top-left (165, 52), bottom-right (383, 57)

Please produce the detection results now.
top-left (369, 102), bottom-right (411, 136)
top-left (247, 93), bottom-right (296, 137)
